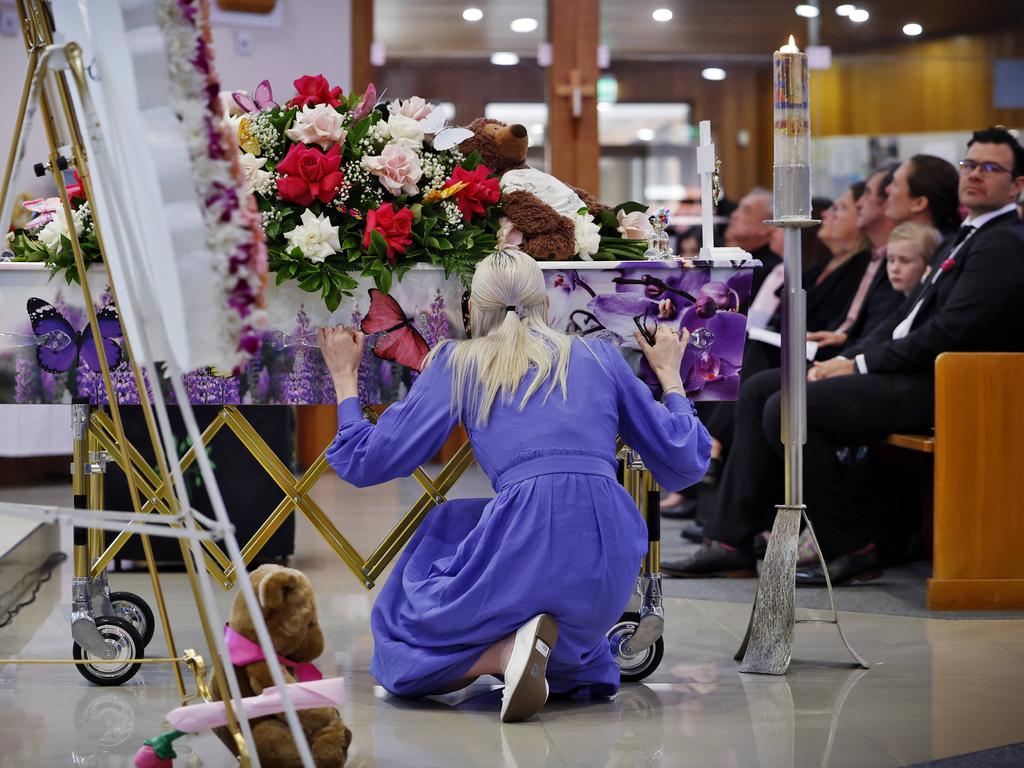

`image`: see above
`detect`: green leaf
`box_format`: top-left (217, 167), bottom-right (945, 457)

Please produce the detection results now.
top-left (347, 117), bottom-right (371, 148)
top-left (298, 274), bottom-right (323, 292)
top-left (615, 200), bottom-right (648, 215)
top-left (461, 150), bottom-right (484, 170)
top-left (369, 229), bottom-right (389, 259)
top-left (376, 269), bottom-right (392, 294)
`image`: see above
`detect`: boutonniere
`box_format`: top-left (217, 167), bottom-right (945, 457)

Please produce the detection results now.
top-left (939, 256), bottom-right (956, 273)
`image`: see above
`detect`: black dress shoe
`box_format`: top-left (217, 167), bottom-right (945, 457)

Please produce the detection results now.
top-left (663, 541), bottom-right (757, 578)
top-left (662, 496), bottom-right (699, 520)
top-left (680, 523), bottom-right (704, 543)
top-left (795, 546), bottom-right (883, 587)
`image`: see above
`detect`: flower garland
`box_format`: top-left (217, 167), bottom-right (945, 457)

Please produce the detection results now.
top-left (158, 0), bottom-right (267, 369)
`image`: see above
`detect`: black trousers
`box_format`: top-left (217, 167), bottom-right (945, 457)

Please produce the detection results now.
top-left (704, 367), bottom-right (934, 559)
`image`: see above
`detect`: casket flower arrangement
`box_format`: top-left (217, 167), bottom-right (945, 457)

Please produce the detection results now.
top-left (7, 0), bottom-right (268, 368)
top-left (224, 76), bottom-right (501, 310)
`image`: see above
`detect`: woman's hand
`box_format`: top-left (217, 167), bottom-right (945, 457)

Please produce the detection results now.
top-left (807, 330), bottom-right (848, 349)
top-left (636, 324), bottom-right (690, 393)
top-left (317, 326), bottom-right (364, 402)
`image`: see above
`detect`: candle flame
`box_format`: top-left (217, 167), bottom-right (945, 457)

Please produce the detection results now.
top-left (779, 34), bottom-right (800, 53)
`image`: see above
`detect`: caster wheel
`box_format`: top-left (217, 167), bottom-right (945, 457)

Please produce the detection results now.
top-left (608, 612), bottom-right (664, 683)
top-left (72, 616), bottom-right (144, 686)
top-left (108, 591), bottom-right (155, 647)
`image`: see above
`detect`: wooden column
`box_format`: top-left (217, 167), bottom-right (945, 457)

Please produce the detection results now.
top-left (351, 0), bottom-right (374, 92)
top-left (546, 0), bottom-right (599, 191)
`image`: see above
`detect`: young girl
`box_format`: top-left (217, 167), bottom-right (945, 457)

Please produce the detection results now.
top-left (886, 221), bottom-right (942, 295)
top-left (317, 250), bottom-right (710, 722)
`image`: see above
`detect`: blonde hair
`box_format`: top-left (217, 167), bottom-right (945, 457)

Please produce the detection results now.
top-left (425, 250), bottom-right (572, 426)
top-left (888, 222), bottom-right (942, 262)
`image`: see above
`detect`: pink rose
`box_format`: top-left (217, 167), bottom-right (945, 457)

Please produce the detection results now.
top-left (285, 103), bottom-right (348, 150)
top-left (390, 96), bottom-right (433, 121)
top-left (617, 210), bottom-right (653, 240)
top-left (361, 142), bottom-right (423, 196)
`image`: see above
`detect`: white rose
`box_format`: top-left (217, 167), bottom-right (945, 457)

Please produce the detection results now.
top-left (239, 152), bottom-right (272, 194)
top-left (285, 104), bottom-right (348, 150)
top-left (386, 113), bottom-right (425, 147)
top-left (36, 208), bottom-right (83, 252)
top-left (574, 215), bottom-right (602, 259)
top-left (283, 209), bottom-right (341, 263)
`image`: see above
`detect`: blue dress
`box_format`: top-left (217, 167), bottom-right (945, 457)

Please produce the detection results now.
top-left (326, 338), bottom-right (711, 698)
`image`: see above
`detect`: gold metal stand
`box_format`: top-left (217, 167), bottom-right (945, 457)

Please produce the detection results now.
top-left (1, 2), bottom-right (251, 760)
top-left (84, 403), bottom-right (477, 590)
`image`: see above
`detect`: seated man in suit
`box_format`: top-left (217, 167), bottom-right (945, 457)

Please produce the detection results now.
top-left (665, 127), bottom-right (1024, 584)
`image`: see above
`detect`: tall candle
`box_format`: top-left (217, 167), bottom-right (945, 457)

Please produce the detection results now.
top-left (773, 35), bottom-right (811, 219)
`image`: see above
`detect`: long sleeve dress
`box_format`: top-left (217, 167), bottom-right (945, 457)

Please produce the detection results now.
top-left (326, 338), bottom-right (711, 698)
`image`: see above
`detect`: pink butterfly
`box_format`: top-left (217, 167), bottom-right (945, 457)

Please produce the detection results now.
top-left (232, 80), bottom-right (278, 114)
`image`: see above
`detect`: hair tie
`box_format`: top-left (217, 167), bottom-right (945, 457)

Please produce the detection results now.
top-left (505, 305), bottom-right (517, 313)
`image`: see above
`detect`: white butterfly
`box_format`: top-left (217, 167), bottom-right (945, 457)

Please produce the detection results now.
top-left (417, 110), bottom-right (474, 151)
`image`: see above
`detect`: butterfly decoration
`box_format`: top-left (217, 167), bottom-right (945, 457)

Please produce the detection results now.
top-left (417, 110), bottom-right (475, 151)
top-left (350, 83), bottom-right (379, 122)
top-left (26, 297), bottom-right (123, 374)
top-left (360, 289), bottom-right (430, 371)
top-left (232, 80), bottom-right (278, 114)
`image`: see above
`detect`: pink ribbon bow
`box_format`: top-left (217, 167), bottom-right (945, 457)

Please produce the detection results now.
top-left (223, 625), bottom-right (323, 683)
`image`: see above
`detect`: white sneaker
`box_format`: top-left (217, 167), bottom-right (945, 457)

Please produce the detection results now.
top-left (500, 614), bottom-right (558, 723)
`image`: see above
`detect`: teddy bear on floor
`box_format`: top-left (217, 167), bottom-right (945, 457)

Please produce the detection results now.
top-left (213, 564), bottom-right (352, 768)
top-left (459, 118), bottom-right (606, 261)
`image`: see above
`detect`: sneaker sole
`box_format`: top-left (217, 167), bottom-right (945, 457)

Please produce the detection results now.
top-left (501, 614), bottom-right (558, 723)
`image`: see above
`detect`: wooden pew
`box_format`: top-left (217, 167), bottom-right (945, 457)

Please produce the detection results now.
top-left (888, 353), bottom-right (1024, 611)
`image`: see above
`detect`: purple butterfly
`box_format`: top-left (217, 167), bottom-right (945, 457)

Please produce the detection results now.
top-left (27, 297), bottom-right (123, 374)
top-left (232, 80), bottom-right (278, 114)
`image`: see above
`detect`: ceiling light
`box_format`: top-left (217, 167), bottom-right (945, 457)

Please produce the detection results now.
top-left (652, 8), bottom-right (673, 22)
top-left (462, 7), bottom-right (483, 21)
top-left (795, 4), bottom-right (819, 17)
top-left (637, 128), bottom-right (656, 142)
top-left (903, 22), bottom-right (923, 36)
top-left (510, 17), bottom-right (538, 33)
top-left (835, 4), bottom-right (854, 15)
top-left (849, 8), bottom-right (869, 22)
top-left (597, 101), bottom-right (611, 112)
top-left (702, 67), bottom-right (727, 81)
top-left (490, 52), bottom-right (519, 66)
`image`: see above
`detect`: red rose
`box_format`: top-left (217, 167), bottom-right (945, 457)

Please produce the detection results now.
top-left (286, 74), bottom-right (343, 109)
top-left (443, 164), bottom-right (500, 223)
top-left (275, 143), bottom-right (345, 207)
top-left (363, 203), bottom-right (414, 265)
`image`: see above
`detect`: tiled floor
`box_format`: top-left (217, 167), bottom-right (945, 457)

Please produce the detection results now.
top-left (1, 468), bottom-right (1023, 767)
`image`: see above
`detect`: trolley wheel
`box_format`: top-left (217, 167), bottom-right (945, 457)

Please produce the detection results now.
top-left (72, 616), bottom-right (144, 686)
top-left (608, 611), bottom-right (664, 683)
top-left (108, 591), bottom-right (155, 648)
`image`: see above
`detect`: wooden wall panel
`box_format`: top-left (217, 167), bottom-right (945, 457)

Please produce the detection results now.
top-left (813, 30), bottom-right (1024, 137)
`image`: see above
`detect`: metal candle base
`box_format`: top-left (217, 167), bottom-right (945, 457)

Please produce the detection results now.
top-left (735, 216), bottom-right (867, 675)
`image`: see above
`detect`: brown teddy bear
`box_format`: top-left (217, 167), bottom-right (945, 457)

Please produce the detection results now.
top-left (213, 564), bottom-right (351, 768)
top-left (459, 118), bottom-right (608, 261)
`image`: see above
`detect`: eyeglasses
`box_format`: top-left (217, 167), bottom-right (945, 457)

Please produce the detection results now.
top-left (958, 159), bottom-right (1014, 176)
top-left (633, 308), bottom-right (658, 346)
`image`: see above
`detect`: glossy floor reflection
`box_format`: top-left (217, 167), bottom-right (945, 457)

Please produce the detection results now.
top-left (2, 468), bottom-right (1024, 767)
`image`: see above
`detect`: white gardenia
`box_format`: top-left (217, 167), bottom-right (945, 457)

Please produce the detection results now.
top-left (239, 152), bottom-right (272, 193)
top-left (37, 207), bottom-right (83, 252)
top-left (386, 113), bottom-right (425, 147)
top-left (284, 209), bottom-right (341, 263)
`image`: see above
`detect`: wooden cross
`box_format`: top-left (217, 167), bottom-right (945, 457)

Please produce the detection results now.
top-left (554, 69), bottom-right (596, 118)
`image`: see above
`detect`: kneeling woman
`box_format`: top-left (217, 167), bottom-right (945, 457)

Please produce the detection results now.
top-left (318, 250), bottom-right (710, 722)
